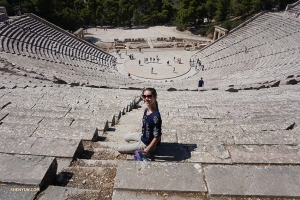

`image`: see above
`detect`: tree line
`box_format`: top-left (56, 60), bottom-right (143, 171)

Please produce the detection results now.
top-left (1, 0), bottom-right (295, 32)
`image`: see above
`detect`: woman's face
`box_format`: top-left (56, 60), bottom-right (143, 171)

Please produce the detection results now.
top-left (142, 90), bottom-right (156, 108)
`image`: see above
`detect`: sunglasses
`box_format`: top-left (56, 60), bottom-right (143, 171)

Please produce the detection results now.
top-left (141, 94), bottom-right (153, 99)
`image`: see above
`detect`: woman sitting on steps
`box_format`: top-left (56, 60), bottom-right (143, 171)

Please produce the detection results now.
top-left (117, 88), bottom-right (162, 155)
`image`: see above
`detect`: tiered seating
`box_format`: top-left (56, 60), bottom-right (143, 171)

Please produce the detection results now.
top-left (0, 15), bottom-right (148, 88)
top-left (0, 70), bottom-right (141, 196)
top-left (188, 12), bottom-right (300, 90)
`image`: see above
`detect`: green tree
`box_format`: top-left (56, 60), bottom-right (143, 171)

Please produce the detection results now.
top-left (205, 0), bottom-right (217, 22)
top-left (56, 7), bottom-right (81, 31)
top-left (215, 0), bottom-right (230, 22)
top-left (251, 0), bottom-right (275, 12)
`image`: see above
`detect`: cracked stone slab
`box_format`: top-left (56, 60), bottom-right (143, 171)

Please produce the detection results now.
top-left (39, 185), bottom-right (99, 200)
top-left (0, 135), bottom-right (83, 159)
top-left (177, 130), bottom-right (234, 146)
top-left (233, 130), bottom-right (300, 145)
top-left (0, 154), bottom-right (57, 189)
top-left (112, 190), bottom-right (201, 200)
top-left (229, 144), bottom-right (300, 164)
top-left (186, 143), bottom-right (232, 164)
top-left (31, 110), bottom-right (69, 118)
top-left (33, 125), bottom-right (98, 141)
top-left (0, 183), bottom-right (39, 200)
top-left (0, 112), bottom-right (8, 121)
top-left (0, 122), bottom-right (38, 137)
top-left (39, 117), bottom-right (74, 127)
top-left (239, 120), bottom-right (294, 132)
top-left (114, 161), bottom-right (207, 192)
top-left (204, 165), bottom-right (300, 197)
top-left (0, 107), bottom-right (36, 116)
top-left (0, 101), bottom-right (11, 109)
top-left (1, 114), bottom-right (44, 125)
top-left (70, 118), bottom-right (108, 131)
top-left (160, 129), bottom-right (177, 143)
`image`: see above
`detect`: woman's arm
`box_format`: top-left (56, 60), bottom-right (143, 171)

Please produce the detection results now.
top-left (144, 136), bottom-right (161, 153)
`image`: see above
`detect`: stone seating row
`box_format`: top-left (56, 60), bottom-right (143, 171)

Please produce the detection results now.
top-left (0, 52), bottom-right (141, 88)
top-left (0, 83), bottom-right (141, 196)
top-left (112, 86), bottom-right (300, 198)
top-left (188, 12), bottom-right (300, 89)
top-left (0, 16), bottom-right (115, 70)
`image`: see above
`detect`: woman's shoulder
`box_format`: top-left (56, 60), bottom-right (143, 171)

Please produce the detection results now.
top-left (152, 109), bottom-right (161, 118)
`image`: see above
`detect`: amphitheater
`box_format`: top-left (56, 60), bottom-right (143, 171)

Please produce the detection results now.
top-left (0, 1), bottom-right (300, 199)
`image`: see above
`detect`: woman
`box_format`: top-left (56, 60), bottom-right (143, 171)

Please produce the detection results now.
top-left (118, 88), bottom-right (162, 154)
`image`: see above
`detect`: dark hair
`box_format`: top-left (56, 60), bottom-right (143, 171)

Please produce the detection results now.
top-left (142, 87), bottom-right (158, 110)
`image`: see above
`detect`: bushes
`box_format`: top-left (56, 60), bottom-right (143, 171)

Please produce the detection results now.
top-left (176, 22), bottom-right (187, 31)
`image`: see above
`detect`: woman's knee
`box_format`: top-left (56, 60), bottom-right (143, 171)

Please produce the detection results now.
top-left (124, 132), bottom-right (141, 142)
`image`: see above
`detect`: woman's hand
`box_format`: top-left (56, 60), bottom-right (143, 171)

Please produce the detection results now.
top-left (142, 148), bottom-right (149, 156)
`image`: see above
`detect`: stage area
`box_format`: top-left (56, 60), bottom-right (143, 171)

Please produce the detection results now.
top-left (123, 50), bottom-right (193, 80)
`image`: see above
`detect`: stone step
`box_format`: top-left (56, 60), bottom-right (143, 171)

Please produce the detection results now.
top-left (66, 110), bottom-right (115, 125)
top-left (38, 185), bottom-right (100, 200)
top-left (0, 107), bottom-right (35, 116)
top-left (91, 148), bottom-right (124, 160)
top-left (233, 129), bottom-right (300, 145)
top-left (0, 135), bottom-right (83, 159)
top-left (0, 153), bottom-right (57, 190)
top-left (71, 159), bottom-right (118, 168)
top-left (80, 141), bottom-right (126, 160)
top-left (228, 144), bottom-right (300, 164)
top-left (38, 117), bottom-right (74, 127)
top-left (114, 161), bottom-right (207, 193)
top-left (112, 190), bottom-right (204, 200)
top-left (1, 113), bottom-right (44, 125)
top-left (0, 122), bottom-right (38, 137)
top-left (0, 112), bottom-right (8, 121)
top-left (31, 109), bottom-right (70, 118)
top-left (93, 141), bottom-right (120, 150)
top-left (32, 125), bottom-right (98, 141)
top-left (0, 183), bottom-right (39, 200)
top-left (70, 118), bottom-right (109, 132)
top-left (204, 165), bottom-right (300, 197)
top-left (56, 166), bottom-right (117, 199)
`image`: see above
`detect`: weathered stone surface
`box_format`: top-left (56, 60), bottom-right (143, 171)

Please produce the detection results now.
top-left (229, 145), bottom-right (300, 164)
top-left (39, 117), bottom-right (74, 127)
top-left (114, 161), bottom-right (207, 192)
top-left (0, 154), bottom-right (57, 189)
top-left (32, 126), bottom-right (98, 141)
top-left (159, 130), bottom-right (177, 143)
top-left (112, 190), bottom-right (201, 200)
top-left (56, 158), bottom-right (73, 173)
top-left (0, 122), bottom-right (38, 137)
top-left (177, 130), bottom-right (234, 146)
top-left (0, 101), bottom-right (11, 109)
top-left (71, 118), bottom-right (108, 131)
top-left (234, 130), bottom-right (300, 145)
top-left (39, 186), bottom-right (98, 200)
top-left (0, 112), bottom-right (8, 121)
top-left (0, 107), bottom-right (35, 116)
top-left (0, 184), bottom-right (38, 200)
top-left (186, 143), bottom-right (232, 164)
top-left (239, 119), bottom-right (294, 132)
top-left (205, 165), bottom-right (300, 197)
top-left (1, 114), bottom-right (43, 125)
top-left (31, 110), bottom-right (69, 118)
top-left (0, 136), bottom-right (83, 159)
top-left (94, 142), bottom-right (119, 150)
top-left (73, 159), bottom-right (118, 167)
